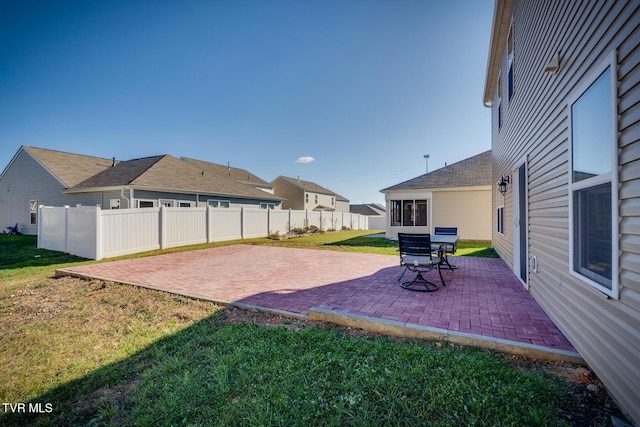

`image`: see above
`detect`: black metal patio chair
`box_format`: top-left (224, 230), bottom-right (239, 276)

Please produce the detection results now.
top-left (397, 233), bottom-right (445, 292)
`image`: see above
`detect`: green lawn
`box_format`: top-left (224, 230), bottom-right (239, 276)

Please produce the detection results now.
top-left (0, 233), bottom-right (586, 426)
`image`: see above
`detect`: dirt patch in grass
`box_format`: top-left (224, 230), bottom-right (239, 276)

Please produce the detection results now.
top-left (1, 276), bottom-right (631, 426)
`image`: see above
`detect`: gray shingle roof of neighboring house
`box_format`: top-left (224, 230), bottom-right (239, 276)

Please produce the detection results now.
top-left (24, 146), bottom-right (282, 201)
top-left (24, 146), bottom-right (116, 187)
top-left (274, 176), bottom-right (349, 202)
top-left (380, 150), bottom-right (492, 192)
top-left (182, 157), bottom-right (272, 189)
top-left (350, 204), bottom-right (386, 216)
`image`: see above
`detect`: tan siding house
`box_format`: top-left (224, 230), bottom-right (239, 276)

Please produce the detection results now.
top-left (271, 176), bottom-right (350, 213)
top-left (484, 0), bottom-right (640, 423)
top-left (380, 151), bottom-right (492, 240)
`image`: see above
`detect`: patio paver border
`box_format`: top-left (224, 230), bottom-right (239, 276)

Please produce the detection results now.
top-left (56, 267), bottom-right (584, 363)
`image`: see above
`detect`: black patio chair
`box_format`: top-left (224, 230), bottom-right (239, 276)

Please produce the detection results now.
top-left (397, 233), bottom-right (445, 292)
top-left (434, 226), bottom-right (458, 254)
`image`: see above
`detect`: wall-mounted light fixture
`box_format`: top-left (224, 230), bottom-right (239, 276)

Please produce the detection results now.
top-left (498, 175), bottom-right (510, 195)
top-left (544, 52), bottom-right (560, 73)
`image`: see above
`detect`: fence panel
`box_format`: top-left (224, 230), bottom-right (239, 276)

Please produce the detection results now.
top-left (38, 205), bottom-right (369, 260)
top-left (269, 210), bottom-right (290, 235)
top-left (289, 210), bottom-right (307, 230)
top-left (307, 211), bottom-right (321, 229)
top-left (66, 206), bottom-right (98, 259)
top-left (368, 215), bottom-right (386, 230)
top-left (209, 208), bottom-right (242, 242)
top-left (163, 207), bottom-right (207, 248)
top-left (38, 206), bottom-right (67, 252)
top-left (243, 208), bottom-right (268, 238)
top-left (101, 208), bottom-right (160, 258)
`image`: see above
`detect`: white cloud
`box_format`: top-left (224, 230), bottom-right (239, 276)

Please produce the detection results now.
top-left (295, 156), bottom-right (315, 164)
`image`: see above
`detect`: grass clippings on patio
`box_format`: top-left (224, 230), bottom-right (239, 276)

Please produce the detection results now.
top-left (0, 234), bottom-right (628, 426)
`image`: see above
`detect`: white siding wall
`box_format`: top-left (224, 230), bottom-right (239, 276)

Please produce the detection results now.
top-left (490, 0), bottom-right (640, 423)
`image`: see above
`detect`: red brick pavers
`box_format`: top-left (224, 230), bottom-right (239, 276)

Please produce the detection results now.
top-left (60, 244), bottom-right (574, 352)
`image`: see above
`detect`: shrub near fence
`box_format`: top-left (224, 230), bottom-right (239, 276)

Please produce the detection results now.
top-left (37, 205), bottom-right (369, 260)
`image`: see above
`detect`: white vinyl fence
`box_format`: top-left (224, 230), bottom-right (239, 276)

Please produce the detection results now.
top-left (38, 205), bottom-right (369, 260)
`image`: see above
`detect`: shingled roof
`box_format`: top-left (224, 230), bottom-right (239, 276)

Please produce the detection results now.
top-left (273, 176), bottom-right (349, 202)
top-left (380, 150), bottom-right (492, 192)
top-left (24, 146), bottom-right (116, 187)
top-left (23, 146), bottom-right (281, 201)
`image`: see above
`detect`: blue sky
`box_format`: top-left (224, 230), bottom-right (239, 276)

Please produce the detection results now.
top-left (0, 0), bottom-right (494, 204)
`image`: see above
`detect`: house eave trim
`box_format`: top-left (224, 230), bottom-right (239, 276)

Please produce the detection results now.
top-left (64, 185), bottom-right (284, 202)
top-left (483, 0), bottom-right (513, 104)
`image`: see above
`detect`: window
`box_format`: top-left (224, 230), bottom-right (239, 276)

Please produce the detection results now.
top-left (415, 200), bottom-right (427, 226)
top-left (159, 199), bottom-right (174, 208)
top-left (390, 199), bottom-right (428, 227)
top-left (390, 200), bottom-right (401, 226)
top-left (178, 201), bottom-right (193, 208)
top-left (497, 76), bottom-right (503, 130)
top-left (208, 200), bottom-right (230, 208)
top-left (402, 201), bottom-right (413, 226)
top-left (30, 200), bottom-right (37, 225)
top-left (110, 199), bottom-right (120, 210)
top-left (315, 194), bottom-right (318, 204)
top-left (305, 193), bottom-right (309, 203)
top-left (507, 26), bottom-right (514, 100)
top-left (138, 200), bottom-right (155, 208)
top-left (569, 52), bottom-right (618, 297)
top-left (331, 197), bottom-right (335, 206)
top-left (497, 206), bottom-right (505, 235)
top-left (260, 203), bottom-right (275, 209)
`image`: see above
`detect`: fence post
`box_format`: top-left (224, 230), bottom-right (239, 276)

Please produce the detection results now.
top-left (288, 209), bottom-right (292, 233)
top-left (64, 206), bottom-right (70, 253)
top-left (206, 206), bottom-right (211, 243)
top-left (241, 207), bottom-right (245, 239)
top-left (319, 210), bottom-right (323, 231)
top-left (37, 205), bottom-right (43, 249)
top-left (267, 206), bottom-right (271, 236)
top-left (95, 206), bottom-right (102, 260)
top-left (159, 206), bottom-right (166, 249)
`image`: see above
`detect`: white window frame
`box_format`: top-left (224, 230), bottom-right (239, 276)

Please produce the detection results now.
top-left (260, 203), bottom-right (275, 209)
top-left (110, 199), bottom-right (121, 210)
top-left (178, 201), bottom-right (194, 208)
top-left (208, 199), bottom-right (230, 208)
top-left (496, 203), bottom-right (505, 236)
top-left (30, 200), bottom-right (38, 224)
top-left (389, 199), bottom-right (429, 227)
top-left (137, 199), bottom-right (156, 208)
top-left (159, 199), bottom-right (174, 208)
top-left (568, 50), bottom-right (619, 298)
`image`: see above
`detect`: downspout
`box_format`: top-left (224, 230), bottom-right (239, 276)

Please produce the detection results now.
top-left (121, 186), bottom-right (130, 209)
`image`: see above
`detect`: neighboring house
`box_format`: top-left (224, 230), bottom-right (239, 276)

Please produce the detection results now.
top-left (271, 176), bottom-right (350, 213)
top-left (380, 150), bottom-right (492, 240)
top-left (483, 0), bottom-right (640, 423)
top-left (351, 203), bottom-right (387, 231)
top-left (349, 203), bottom-right (386, 216)
top-left (0, 146), bottom-right (283, 235)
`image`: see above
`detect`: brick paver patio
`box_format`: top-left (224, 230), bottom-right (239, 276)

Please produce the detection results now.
top-left (58, 244), bottom-right (576, 355)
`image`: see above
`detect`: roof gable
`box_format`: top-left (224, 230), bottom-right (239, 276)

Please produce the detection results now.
top-left (381, 150), bottom-right (492, 192)
top-left (24, 146), bottom-right (115, 188)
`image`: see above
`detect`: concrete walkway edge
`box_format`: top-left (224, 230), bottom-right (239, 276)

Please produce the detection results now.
top-left (308, 307), bottom-right (585, 364)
